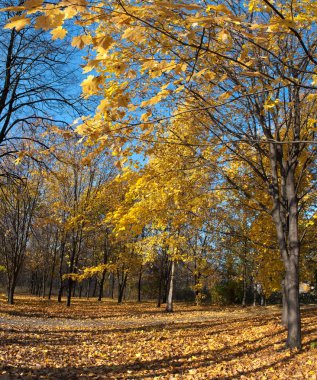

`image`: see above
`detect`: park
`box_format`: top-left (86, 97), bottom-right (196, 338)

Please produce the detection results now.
top-left (0, 0), bottom-right (317, 378)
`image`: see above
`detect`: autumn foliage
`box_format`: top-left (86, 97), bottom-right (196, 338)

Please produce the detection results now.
top-left (0, 2), bottom-right (317, 374)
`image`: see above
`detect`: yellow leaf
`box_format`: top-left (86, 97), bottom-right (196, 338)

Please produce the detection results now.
top-left (264, 98), bottom-right (280, 110)
top-left (122, 27), bottom-right (135, 40)
top-left (157, 2), bottom-right (200, 10)
top-left (4, 15), bottom-right (30, 31)
top-left (0, 6), bottom-right (24, 12)
top-left (206, 4), bottom-right (232, 14)
top-left (81, 75), bottom-right (100, 96)
top-left (93, 35), bottom-right (114, 52)
top-left (72, 35), bottom-right (91, 49)
top-left (35, 11), bottom-right (64, 31)
top-left (24, 0), bottom-right (43, 10)
top-left (51, 26), bottom-right (67, 40)
top-left (15, 152), bottom-right (25, 165)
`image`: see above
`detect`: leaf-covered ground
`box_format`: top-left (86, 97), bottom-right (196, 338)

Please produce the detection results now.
top-left (0, 295), bottom-right (316, 379)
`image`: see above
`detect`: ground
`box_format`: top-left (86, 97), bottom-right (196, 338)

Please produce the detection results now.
top-left (0, 295), bottom-right (316, 379)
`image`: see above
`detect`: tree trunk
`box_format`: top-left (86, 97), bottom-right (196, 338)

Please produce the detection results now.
top-left (284, 256), bottom-right (301, 348)
top-left (242, 243), bottom-right (247, 307)
top-left (7, 279), bottom-right (16, 305)
top-left (48, 234), bottom-right (58, 300)
top-left (162, 256), bottom-right (169, 304)
top-left (57, 284), bottom-right (63, 303)
top-left (92, 277), bottom-right (98, 298)
top-left (98, 269), bottom-right (107, 301)
top-left (281, 280), bottom-right (288, 327)
top-left (269, 138), bottom-right (301, 349)
top-left (66, 278), bottom-right (73, 307)
top-left (194, 257), bottom-right (201, 306)
top-left (72, 282), bottom-right (77, 297)
top-left (117, 271), bottom-right (128, 304)
top-left (48, 271), bottom-right (54, 300)
top-left (42, 271), bottom-right (46, 298)
top-left (242, 274), bottom-right (247, 307)
top-left (111, 273), bottom-right (115, 299)
top-left (253, 281), bottom-right (257, 306)
top-left (86, 278), bottom-right (91, 299)
top-left (137, 266), bottom-right (142, 302)
top-left (57, 238), bottom-right (66, 303)
top-left (166, 261), bottom-right (175, 312)
top-left (157, 261), bottom-right (163, 307)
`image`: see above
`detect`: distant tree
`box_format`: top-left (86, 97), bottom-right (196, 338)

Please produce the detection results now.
top-left (0, 159), bottom-right (41, 304)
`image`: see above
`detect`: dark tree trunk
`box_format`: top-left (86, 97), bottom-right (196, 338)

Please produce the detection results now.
top-left (8, 288), bottom-right (14, 305)
top-left (242, 275), bottom-right (247, 307)
top-left (7, 279), bottom-right (16, 305)
top-left (253, 281), bottom-right (257, 306)
top-left (92, 277), bottom-right (98, 298)
top-left (157, 258), bottom-right (163, 307)
top-left (66, 278), bottom-right (73, 307)
top-left (98, 235), bottom-right (110, 302)
top-left (117, 271), bottom-right (128, 304)
top-left (162, 255), bottom-right (169, 304)
top-left (57, 284), bottom-right (63, 303)
top-left (72, 282), bottom-right (77, 297)
top-left (86, 278), bottom-right (91, 299)
top-left (137, 266), bottom-right (142, 302)
top-left (48, 272), bottom-right (54, 300)
top-left (42, 271), bottom-right (46, 298)
top-left (98, 269), bottom-right (107, 301)
top-left (242, 242), bottom-right (247, 307)
top-left (57, 238), bottom-right (66, 303)
top-left (111, 273), bottom-right (115, 299)
top-left (48, 234), bottom-right (58, 300)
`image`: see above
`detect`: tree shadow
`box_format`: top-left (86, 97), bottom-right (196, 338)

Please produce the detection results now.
top-left (1, 334), bottom-right (294, 380)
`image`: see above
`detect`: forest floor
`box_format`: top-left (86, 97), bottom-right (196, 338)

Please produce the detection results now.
top-left (0, 295), bottom-right (316, 379)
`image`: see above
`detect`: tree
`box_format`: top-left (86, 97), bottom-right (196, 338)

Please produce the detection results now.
top-left (8, 0), bottom-right (317, 348)
top-left (0, 159), bottom-right (40, 304)
top-left (0, 0), bottom-right (80, 175)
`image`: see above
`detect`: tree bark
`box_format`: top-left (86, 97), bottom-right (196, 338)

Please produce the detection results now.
top-left (57, 238), bottom-right (66, 303)
top-left (57, 284), bottom-right (63, 303)
top-left (66, 278), bottom-right (73, 307)
top-left (98, 269), bottom-right (107, 301)
top-left (253, 281), bottom-right (257, 306)
top-left (166, 260), bottom-right (175, 312)
top-left (111, 273), bottom-right (115, 299)
top-left (7, 279), bottom-right (16, 305)
top-left (137, 266), bottom-right (142, 302)
top-left (242, 240), bottom-right (247, 307)
top-left (117, 271), bottom-right (128, 304)
top-left (86, 278), bottom-right (91, 299)
top-left (92, 277), bottom-right (98, 298)
top-left (281, 280), bottom-right (288, 327)
top-left (269, 139), bottom-right (301, 349)
top-left (48, 233), bottom-right (58, 300)
top-left (157, 258), bottom-right (163, 307)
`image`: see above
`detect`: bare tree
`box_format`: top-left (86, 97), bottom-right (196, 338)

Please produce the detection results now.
top-left (0, 160), bottom-right (40, 304)
top-left (0, 0), bottom-right (81, 173)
